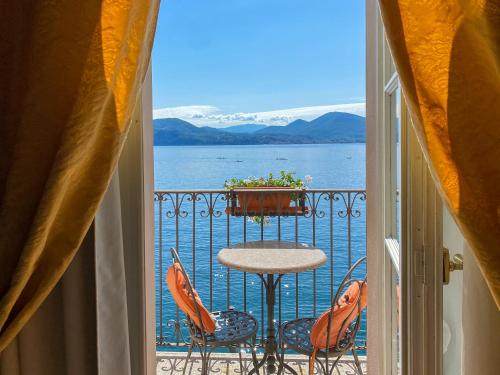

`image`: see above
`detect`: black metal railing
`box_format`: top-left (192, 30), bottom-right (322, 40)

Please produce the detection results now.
top-left (154, 189), bottom-right (367, 350)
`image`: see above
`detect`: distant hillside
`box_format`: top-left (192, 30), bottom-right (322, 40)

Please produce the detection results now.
top-left (255, 119), bottom-right (308, 136)
top-left (256, 112), bottom-right (365, 142)
top-left (154, 118), bottom-right (315, 146)
top-left (153, 112), bottom-right (365, 146)
top-left (222, 123), bottom-right (268, 133)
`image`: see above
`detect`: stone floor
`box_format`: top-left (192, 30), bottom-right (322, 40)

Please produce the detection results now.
top-left (156, 352), bottom-right (366, 374)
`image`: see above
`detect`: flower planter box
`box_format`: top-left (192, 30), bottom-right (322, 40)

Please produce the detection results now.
top-left (226, 188), bottom-right (308, 216)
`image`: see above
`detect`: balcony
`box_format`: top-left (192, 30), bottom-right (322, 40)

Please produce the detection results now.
top-left (154, 189), bottom-right (367, 373)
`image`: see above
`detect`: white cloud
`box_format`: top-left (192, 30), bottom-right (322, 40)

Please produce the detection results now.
top-left (153, 105), bottom-right (219, 120)
top-left (153, 102), bottom-right (365, 127)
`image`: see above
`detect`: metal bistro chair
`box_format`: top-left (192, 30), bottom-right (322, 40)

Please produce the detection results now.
top-left (166, 248), bottom-right (260, 375)
top-left (279, 256), bottom-right (367, 375)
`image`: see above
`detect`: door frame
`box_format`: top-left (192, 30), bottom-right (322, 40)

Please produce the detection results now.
top-left (129, 64), bottom-right (156, 375)
top-left (365, 1), bottom-right (386, 372)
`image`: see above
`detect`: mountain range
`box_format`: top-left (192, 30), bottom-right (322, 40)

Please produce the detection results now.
top-left (153, 111), bottom-right (365, 146)
top-left (222, 123), bottom-right (268, 133)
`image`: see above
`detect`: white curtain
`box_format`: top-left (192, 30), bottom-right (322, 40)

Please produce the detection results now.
top-left (0, 171), bottom-right (135, 375)
top-left (0, 230), bottom-right (97, 375)
top-left (95, 173), bottom-right (132, 375)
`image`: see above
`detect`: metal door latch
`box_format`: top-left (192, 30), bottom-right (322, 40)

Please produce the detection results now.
top-left (443, 248), bottom-right (463, 285)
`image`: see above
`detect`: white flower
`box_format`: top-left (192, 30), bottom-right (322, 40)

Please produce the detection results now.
top-left (305, 175), bottom-right (313, 184)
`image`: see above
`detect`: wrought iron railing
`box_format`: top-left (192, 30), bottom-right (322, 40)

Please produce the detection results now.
top-left (154, 189), bottom-right (367, 350)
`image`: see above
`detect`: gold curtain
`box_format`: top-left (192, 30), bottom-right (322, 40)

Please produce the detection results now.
top-left (378, 0), bottom-right (500, 307)
top-left (0, 0), bottom-right (159, 351)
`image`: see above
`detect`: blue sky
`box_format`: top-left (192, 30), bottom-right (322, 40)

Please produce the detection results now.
top-left (152, 0), bottom-right (365, 127)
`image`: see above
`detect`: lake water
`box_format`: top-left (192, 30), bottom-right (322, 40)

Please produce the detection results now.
top-left (155, 144), bottom-right (365, 190)
top-left (154, 143), bottom-right (367, 350)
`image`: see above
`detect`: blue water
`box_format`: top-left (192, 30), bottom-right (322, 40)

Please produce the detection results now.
top-left (154, 144), bottom-right (366, 350)
top-left (155, 144), bottom-right (365, 190)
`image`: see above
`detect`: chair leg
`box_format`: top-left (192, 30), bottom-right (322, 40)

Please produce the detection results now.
top-left (206, 349), bottom-right (214, 375)
top-left (238, 344), bottom-right (244, 374)
top-left (276, 333), bottom-right (284, 375)
top-left (200, 346), bottom-right (209, 375)
top-left (311, 357), bottom-right (330, 375)
top-left (327, 356), bottom-right (342, 375)
top-left (182, 341), bottom-right (194, 375)
top-left (277, 348), bottom-right (285, 374)
top-left (250, 335), bottom-right (260, 375)
top-left (314, 357), bottom-right (327, 375)
top-left (351, 348), bottom-right (364, 375)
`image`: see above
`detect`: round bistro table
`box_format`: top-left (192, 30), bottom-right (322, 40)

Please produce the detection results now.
top-left (218, 240), bottom-right (326, 375)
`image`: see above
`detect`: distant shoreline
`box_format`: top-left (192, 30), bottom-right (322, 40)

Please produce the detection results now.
top-left (153, 142), bottom-right (366, 147)
top-left (154, 112), bottom-right (366, 146)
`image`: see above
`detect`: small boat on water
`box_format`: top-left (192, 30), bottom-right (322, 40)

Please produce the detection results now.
top-left (276, 157), bottom-right (288, 160)
top-left (235, 160), bottom-right (243, 163)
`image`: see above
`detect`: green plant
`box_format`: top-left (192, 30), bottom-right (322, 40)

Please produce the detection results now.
top-left (224, 170), bottom-right (307, 190)
top-left (224, 171), bottom-right (312, 225)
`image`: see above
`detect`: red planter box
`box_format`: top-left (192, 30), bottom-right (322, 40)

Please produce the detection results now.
top-left (226, 188), bottom-right (308, 216)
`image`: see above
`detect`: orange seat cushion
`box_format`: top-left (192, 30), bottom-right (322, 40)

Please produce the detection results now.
top-left (310, 281), bottom-right (367, 349)
top-left (166, 264), bottom-right (216, 333)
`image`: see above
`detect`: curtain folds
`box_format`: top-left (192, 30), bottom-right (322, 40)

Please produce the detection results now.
top-left (0, 0), bottom-right (159, 351)
top-left (0, 170), bottom-right (138, 374)
top-left (94, 173), bottom-right (132, 375)
top-left (0, 228), bottom-right (97, 375)
top-left (378, 0), bottom-right (500, 308)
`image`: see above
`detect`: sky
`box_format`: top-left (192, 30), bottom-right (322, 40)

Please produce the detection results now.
top-left (152, 0), bottom-right (365, 127)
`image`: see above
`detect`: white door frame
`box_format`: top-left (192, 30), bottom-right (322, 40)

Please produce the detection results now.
top-left (140, 65), bottom-right (157, 375)
top-left (366, 2), bottom-right (386, 372)
top-left (125, 64), bottom-right (156, 375)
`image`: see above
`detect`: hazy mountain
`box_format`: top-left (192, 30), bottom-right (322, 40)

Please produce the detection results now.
top-left (255, 119), bottom-right (309, 136)
top-left (222, 124), bottom-right (268, 133)
top-left (256, 112), bottom-right (365, 142)
top-left (153, 112), bottom-right (365, 145)
top-left (154, 118), bottom-right (315, 145)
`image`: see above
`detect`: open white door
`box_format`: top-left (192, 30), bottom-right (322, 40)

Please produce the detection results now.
top-left (366, 2), bottom-right (463, 374)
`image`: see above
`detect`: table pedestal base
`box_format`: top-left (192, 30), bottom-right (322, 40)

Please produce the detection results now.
top-left (248, 274), bottom-right (298, 375)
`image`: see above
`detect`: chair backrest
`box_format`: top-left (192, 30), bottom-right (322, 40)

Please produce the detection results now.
top-left (166, 248), bottom-right (216, 336)
top-left (310, 256), bottom-right (367, 351)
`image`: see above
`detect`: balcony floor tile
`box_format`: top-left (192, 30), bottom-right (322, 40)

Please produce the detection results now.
top-left (157, 352), bottom-right (366, 374)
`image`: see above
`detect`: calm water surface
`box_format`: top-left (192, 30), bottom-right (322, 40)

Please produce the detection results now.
top-left (155, 144), bottom-right (365, 190)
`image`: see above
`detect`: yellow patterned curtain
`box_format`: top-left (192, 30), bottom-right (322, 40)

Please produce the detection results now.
top-left (378, 0), bottom-right (500, 307)
top-left (0, 0), bottom-right (159, 351)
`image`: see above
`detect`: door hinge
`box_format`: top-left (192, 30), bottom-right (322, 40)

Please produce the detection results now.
top-left (414, 246), bottom-right (426, 284)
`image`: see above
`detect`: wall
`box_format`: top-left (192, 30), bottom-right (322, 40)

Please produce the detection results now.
top-left (444, 205), bottom-right (500, 375)
top-left (463, 245), bottom-right (500, 375)
top-left (442, 208), bottom-right (464, 375)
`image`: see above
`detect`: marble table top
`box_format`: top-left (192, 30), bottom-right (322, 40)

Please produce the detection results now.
top-left (218, 240), bottom-right (326, 274)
